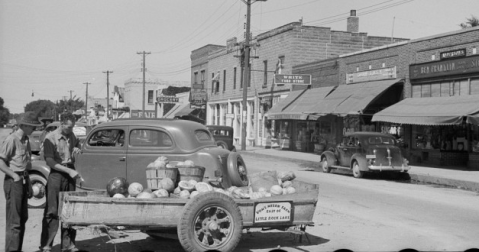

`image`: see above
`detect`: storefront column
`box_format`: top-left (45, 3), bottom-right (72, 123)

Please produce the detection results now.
top-left (226, 101), bottom-right (232, 126)
top-left (219, 103), bottom-right (225, 126)
top-left (247, 101), bottom-right (253, 146)
top-left (206, 104), bottom-right (213, 125)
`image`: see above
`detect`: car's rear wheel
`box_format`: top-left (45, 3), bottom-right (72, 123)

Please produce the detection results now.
top-left (352, 161), bottom-right (364, 178)
top-left (321, 156), bottom-right (331, 173)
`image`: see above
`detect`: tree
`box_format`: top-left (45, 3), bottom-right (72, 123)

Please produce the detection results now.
top-left (24, 99), bottom-right (56, 118)
top-left (460, 15), bottom-right (479, 28)
top-left (0, 97), bottom-right (11, 126)
top-left (56, 97), bottom-right (84, 115)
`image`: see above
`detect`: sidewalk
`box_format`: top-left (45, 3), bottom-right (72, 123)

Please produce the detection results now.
top-left (239, 146), bottom-right (479, 192)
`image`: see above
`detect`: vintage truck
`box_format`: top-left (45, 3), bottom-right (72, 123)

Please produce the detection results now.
top-left (59, 178), bottom-right (319, 252)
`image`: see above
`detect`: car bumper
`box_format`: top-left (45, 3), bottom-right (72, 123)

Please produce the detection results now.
top-left (368, 164), bottom-right (410, 172)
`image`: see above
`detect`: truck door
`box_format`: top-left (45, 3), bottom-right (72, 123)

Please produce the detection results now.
top-left (75, 126), bottom-right (128, 190)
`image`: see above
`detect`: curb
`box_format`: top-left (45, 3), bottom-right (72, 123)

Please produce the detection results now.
top-left (240, 150), bottom-right (479, 193)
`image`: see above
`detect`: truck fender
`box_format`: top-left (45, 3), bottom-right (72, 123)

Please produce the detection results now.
top-left (351, 154), bottom-right (368, 171)
top-left (31, 160), bottom-right (50, 179)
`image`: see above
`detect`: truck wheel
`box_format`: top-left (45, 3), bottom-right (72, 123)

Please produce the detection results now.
top-left (321, 156), bottom-right (332, 173)
top-left (217, 141), bottom-right (228, 149)
top-left (28, 173), bottom-right (47, 208)
top-left (352, 160), bottom-right (364, 178)
top-left (226, 152), bottom-right (249, 187)
top-left (178, 192), bottom-right (243, 252)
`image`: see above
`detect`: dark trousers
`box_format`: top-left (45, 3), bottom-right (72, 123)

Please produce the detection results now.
top-left (40, 171), bottom-right (76, 251)
top-left (4, 176), bottom-right (29, 252)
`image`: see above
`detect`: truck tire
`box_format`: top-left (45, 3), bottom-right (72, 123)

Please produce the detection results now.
top-left (216, 141), bottom-right (228, 149)
top-left (178, 192), bottom-right (243, 252)
top-left (28, 173), bottom-right (47, 208)
top-left (226, 152), bottom-right (249, 187)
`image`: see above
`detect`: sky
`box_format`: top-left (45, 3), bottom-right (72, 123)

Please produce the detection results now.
top-left (1, 0), bottom-right (478, 113)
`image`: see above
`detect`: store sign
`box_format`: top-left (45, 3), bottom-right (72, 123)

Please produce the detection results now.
top-left (192, 83), bottom-right (204, 89)
top-left (157, 95), bottom-right (179, 103)
top-left (190, 90), bottom-right (207, 106)
top-left (131, 110), bottom-right (156, 118)
top-left (410, 55), bottom-right (479, 80)
top-left (254, 201), bottom-right (293, 224)
top-left (274, 74), bottom-right (311, 86)
top-left (440, 49), bottom-right (466, 60)
top-left (346, 66), bottom-right (397, 84)
top-left (267, 113), bottom-right (305, 120)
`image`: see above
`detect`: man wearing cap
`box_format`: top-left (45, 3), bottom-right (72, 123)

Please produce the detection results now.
top-left (40, 112), bottom-right (83, 252)
top-left (0, 111), bottom-right (41, 252)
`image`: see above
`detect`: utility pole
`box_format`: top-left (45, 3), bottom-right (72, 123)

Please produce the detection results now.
top-left (240, 0), bottom-right (266, 151)
top-left (83, 82), bottom-right (91, 118)
top-left (137, 51), bottom-right (151, 118)
top-left (68, 90), bottom-right (74, 100)
top-left (103, 71), bottom-right (113, 119)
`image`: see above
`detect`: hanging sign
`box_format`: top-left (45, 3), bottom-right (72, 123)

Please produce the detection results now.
top-left (157, 95), bottom-right (179, 103)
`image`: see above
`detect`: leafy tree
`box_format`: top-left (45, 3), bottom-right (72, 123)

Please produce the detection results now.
top-left (24, 99), bottom-right (56, 118)
top-left (0, 97), bottom-right (11, 126)
top-left (460, 15), bottom-right (479, 28)
top-left (56, 97), bottom-right (84, 115)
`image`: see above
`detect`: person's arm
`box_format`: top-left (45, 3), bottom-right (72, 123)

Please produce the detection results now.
top-left (0, 138), bottom-right (21, 181)
top-left (43, 138), bottom-right (79, 179)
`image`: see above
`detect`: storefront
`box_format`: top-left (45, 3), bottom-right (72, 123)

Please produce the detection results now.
top-left (266, 79), bottom-right (404, 153)
top-left (372, 54), bottom-right (479, 169)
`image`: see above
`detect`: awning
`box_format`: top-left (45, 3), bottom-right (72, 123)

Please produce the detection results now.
top-left (265, 86), bottom-right (335, 120)
top-left (164, 103), bottom-right (191, 119)
top-left (372, 95), bottom-right (479, 125)
top-left (307, 78), bottom-right (403, 119)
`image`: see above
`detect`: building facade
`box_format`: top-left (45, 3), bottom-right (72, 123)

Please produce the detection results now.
top-left (277, 26), bottom-right (479, 169)
top-left (194, 12), bottom-right (408, 147)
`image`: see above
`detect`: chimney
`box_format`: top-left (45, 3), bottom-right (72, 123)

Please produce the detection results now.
top-left (347, 10), bottom-right (359, 33)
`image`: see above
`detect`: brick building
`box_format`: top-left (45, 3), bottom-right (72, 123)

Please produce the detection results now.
top-left (275, 26), bottom-right (479, 169)
top-left (193, 11), bottom-right (408, 147)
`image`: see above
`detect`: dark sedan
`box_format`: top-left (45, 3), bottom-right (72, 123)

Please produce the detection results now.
top-left (320, 132), bottom-right (410, 178)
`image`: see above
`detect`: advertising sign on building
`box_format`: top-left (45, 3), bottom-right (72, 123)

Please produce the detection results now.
top-left (410, 55), bottom-right (479, 80)
top-left (157, 95), bottom-right (179, 104)
top-left (274, 74), bottom-right (312, 86)
top-left (346, 66), bottom-right (397, 84)
top-left (190, 90), bottom-right (208, 107)
top-left (131, 110), bottom-right (156, 118)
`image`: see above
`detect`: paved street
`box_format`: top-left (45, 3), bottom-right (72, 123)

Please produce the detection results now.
top-left (1, 152), bottom-right (478, 252)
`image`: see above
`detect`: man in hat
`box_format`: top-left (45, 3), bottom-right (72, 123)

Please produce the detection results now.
top-left (40, 112), bottom-right (83, 252)
top-left (0, 111), bottom-right (41, 252)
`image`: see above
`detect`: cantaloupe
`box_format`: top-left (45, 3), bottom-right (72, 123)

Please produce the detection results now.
top-left (128, 182), bottom-right (143, 197)
top-left (179, 190), bottom-right (190, 199)
top-left (286, 187), bottom-right (296, 194)
top-left (112, 193), bottom-right (126, 198)
top-left (159, 178), bottom-right (175, 192)
top-left (137, 191), bottom-right (155, 199)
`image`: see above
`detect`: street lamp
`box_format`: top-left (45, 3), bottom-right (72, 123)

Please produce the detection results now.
top-left (240, 0), bottom-right (267, 151)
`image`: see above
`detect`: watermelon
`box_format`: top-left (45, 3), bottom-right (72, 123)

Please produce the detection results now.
top-left (106, 177), bottom-right (129, 197)
top-left (153, 189), bottom-right (169, 198)
top-left (195, 182), bottom-right (213, 192)
top-left (159, 178), bottom-right (175, 192)
top-left (178, 181), bottom-right (195, 191)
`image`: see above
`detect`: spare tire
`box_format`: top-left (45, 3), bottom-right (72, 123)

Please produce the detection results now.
top-left (226, 152), bottom-right (249, 187)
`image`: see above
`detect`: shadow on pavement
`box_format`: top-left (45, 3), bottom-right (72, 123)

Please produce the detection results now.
top-left (235, 230), bottom-right (329, 252)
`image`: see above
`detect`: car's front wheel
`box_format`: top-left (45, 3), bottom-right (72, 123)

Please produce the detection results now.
top-left (352, 161), bottom-right (364, 178)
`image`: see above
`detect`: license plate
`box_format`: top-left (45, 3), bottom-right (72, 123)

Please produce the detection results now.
top-left (254, 201), bottom-right (293, 224)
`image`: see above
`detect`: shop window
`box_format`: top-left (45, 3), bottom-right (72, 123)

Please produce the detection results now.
top-left (223, 70), bottom-right (226, 92)
top-left (412, 85), bottom-right (421, 98)
top-left (431, 83), bottom-right (441, 97)
top-left (413, 125), bottom-right (468, 151)
top-left (233, 67), bottom-right (237, 89)
top-left (421, 84), bottom-right (431, 97)
top-left (471, 78), bottom-right (479, 95)
top-left (148, 90), bottom-right (154, 104)
top-left (458, 79), bottom-right (469, 95)
top-left (440, 82), bottom-right (450, 97)
top-left (263, 60), bottom-right (268, 87)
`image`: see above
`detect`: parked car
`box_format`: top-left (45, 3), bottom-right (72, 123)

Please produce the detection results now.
top-left (207, 125), bottom-right (236, 152)
top-left (28, 119), bottom-right (248, 208)
top-left (39, 121), bottom-right (92, 147)
top-left (320, 132), bottom-right (410, 178)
